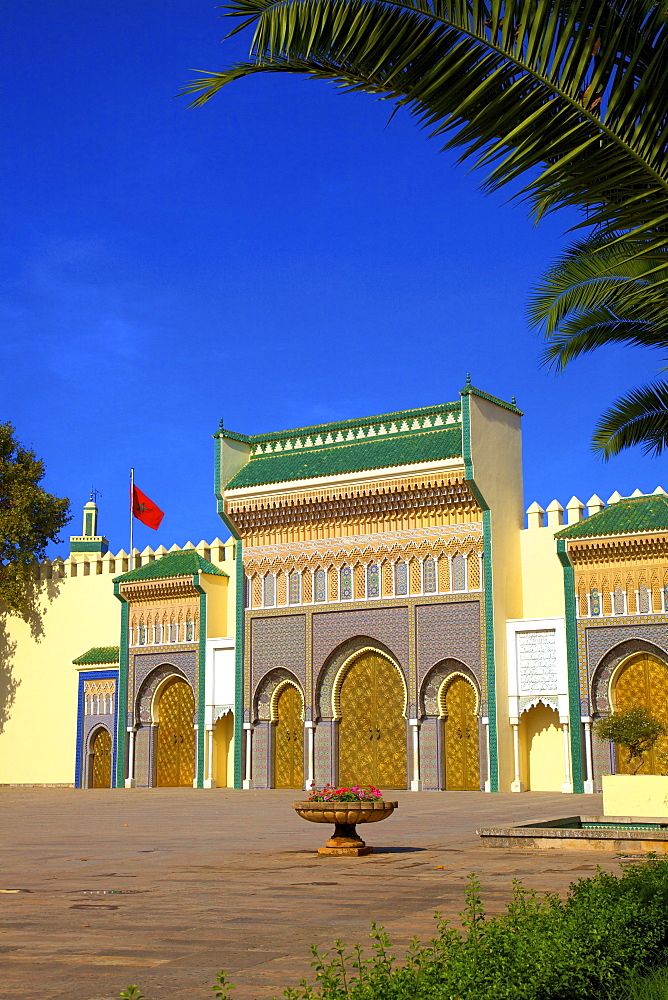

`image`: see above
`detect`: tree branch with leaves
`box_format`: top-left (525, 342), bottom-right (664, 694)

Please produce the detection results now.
top-left (0, 423), bottom-right (70, 619)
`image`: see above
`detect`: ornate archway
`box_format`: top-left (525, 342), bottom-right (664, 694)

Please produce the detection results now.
top-left (273, 682), bottom-right (304, 789)
top-left (154, 676), bottom-right (196, 787)
top-left (440, 674), bottom-right (480, 791)
top-left (611, 653), bottom-right (668, 774)
top-left (89, 726), bottom-right (112, 788)
top-left (335, 650), bottom-right (407, 789)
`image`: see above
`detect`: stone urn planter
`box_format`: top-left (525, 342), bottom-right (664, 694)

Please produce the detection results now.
top-left (292, 799), bottom-right (398, 856)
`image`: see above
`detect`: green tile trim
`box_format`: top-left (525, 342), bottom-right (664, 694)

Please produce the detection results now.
top-left (215, 429), bottom-right (243, 790)
top-left (114, 586), bottom-right (129, 789)
top-left (69, 539), bottom-right (109, 554)
top-left (114, 550), bottom-right (227, 583)
top-left (555, 495), bottom-right (668, 539)
top-left (225, 401), bottom-right (462, 447)
top-left (73, 645), bottom-right (120, 665)
top-left (226, 427), bottom-right (462, 489)
top-left (460, 384), bottom-right (523, 416)
top-left (461, 391), bottom-right (498, 792)
top-left (193, 576), bottom-right (206, 789)
top-left (557, 539), bottom-right (585, 793)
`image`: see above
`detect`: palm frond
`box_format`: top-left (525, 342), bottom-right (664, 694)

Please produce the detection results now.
top-left (593, 381), bottom-right (668, 458)
top-left (181, 0), bottom-right (668, 243)
top-left (531, 233), bottom-right (668, 370)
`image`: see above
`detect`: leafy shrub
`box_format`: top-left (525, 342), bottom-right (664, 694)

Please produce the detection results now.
top-left (594, 708), bottom-right (665, 773)
top-left (121, 858), bottom-right (668, 1000)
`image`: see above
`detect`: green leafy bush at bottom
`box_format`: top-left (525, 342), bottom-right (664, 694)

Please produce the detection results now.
top-left (121, 858), bottom-right (668, 1000)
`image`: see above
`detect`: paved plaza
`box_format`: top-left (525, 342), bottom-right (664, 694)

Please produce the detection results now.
top-left (0, 789), bottom-right (625, 999)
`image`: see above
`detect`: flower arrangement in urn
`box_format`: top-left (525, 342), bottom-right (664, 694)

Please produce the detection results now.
top-left (307, 783), bottom-right (382, 802)
top-left (293, 783), bottom-right (398, 856)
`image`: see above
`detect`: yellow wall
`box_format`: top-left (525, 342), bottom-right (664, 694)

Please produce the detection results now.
top-left (201, 574), bottom-right (230, 637)
top-left (0, 539), bottom-right (236, 786)
top-left (213, 712), bottom-right (234, 786)
top-left (519, 526), bottom-right (565, 619)
top-left (467, 392), bottom-right (524, 791)
top-left (0, 567), bottom-right (119, 785)
top-left (521, 704), bottom-right (564, 791)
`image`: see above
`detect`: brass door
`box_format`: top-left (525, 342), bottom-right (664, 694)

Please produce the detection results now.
top-left (443, 677), bottom-right (480, 790)
top-left (613, 654), bottom-right (668, 774)
top-left (156, 678), bottom-right (196, 787)
top-left (338, 653), bottom-right (407, 789)
top-left (275, 685), bottom-right (304, 788)
top-left (91, 728), bottom-right (112, 788)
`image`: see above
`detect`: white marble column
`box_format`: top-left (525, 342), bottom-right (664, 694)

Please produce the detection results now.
top-left (510, 721), bottom-right (524, 792)
top-left (304, 721), bottom-right (316, 790)
top-left (124, 727), bottom-right (136, 788)
top-left (242, 722), bottom-right (253, 789)
top-left (583, 718), bottom-right (595, 793)
top-left (482, 716), bottom-right (491, 792)
top-left (204, 724), bottom-right (217, 788)
top-left (409, 719), bottom-right (422, 791)
top-left (561, 720), bottom-right (573, 792)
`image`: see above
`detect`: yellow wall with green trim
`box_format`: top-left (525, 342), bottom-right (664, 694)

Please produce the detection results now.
top-left (201, 573), bottom-right (232, 638)
top-left (466, 392), bottom-right (524, 792)
top-left (0, 568), bottom-right (119, 785)
top-left (519, 526), bottom-right (565, 619)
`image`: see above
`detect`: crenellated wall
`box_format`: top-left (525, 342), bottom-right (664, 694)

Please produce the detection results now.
top-left (0, 538), bottom-right (235, 786)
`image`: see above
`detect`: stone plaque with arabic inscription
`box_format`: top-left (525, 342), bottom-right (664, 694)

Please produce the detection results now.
top-left (516, 630), bottom-right (558, 695)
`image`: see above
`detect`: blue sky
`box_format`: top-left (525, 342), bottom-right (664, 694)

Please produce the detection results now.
top-left (1, 2), bottom-right (662, 557)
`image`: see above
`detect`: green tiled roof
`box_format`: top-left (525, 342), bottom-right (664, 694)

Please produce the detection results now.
top-left (114, 550), bottom-right (228, 583)
top-left (556, 495), bottom-right (668, 539)
top-left (73, 646), bottom-right (120, 666)
top-left (219, 402), bottom-right (461, 446)
top-left (226, 427), bottom-right (463, 489)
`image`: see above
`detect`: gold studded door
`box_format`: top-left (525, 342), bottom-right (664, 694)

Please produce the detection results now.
top-left (91, 728), bottom-right (112, 788)
top-left (613, 654), bottom-right (668, 774)
top-left (338, 653), bottom-right (407, 789)
top-left (156, 678), bottom-right (196, 787)
top-left (275, 685), bottom-right (304, 788)
top-left (443, 677), bottom-right (480, 790)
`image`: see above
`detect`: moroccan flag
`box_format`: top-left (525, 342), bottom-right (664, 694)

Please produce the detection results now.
top-left (132, 485), bottom-right (164, 530)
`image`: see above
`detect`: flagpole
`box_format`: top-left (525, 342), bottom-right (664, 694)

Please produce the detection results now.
top-left (130, 467), bottom-right (134, 570)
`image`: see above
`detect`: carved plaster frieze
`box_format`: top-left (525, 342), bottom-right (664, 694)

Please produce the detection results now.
top-left (244, 522), bottom-right (483, 559)
top-left (119, 578), bottom-right (199, 604)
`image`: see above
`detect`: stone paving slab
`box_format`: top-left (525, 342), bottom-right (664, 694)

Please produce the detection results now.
top-left (0, 788), bottom-right (626, 999)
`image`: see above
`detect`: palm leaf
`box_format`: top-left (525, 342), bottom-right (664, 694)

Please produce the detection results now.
top-left (531, 233), bottom-right (668, 369)
top-left (181, 0), bottom-right (668, 245)
top-left (593, 381), bottom-right (668, 457)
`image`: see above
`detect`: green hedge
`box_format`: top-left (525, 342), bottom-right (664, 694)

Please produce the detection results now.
top-left (121, 858), bottom-right (668, 1000)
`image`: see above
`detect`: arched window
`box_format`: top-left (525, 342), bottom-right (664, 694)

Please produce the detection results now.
top-left (394, 561), bottom-right (408, 596)
top-left (138, 623), bottom-right (147, 645)
top-left (451, 553), bottom-right (466, 592)
top-left (340, 565), bottom-right (352, 600)
top-left (85, 694), bottom-right (92, 715)
top-left (423, 557), bottom-right (436, 593)
top-left (367, 564), bottom-right (380, 598)
top-left (314, 568), bottom-right (327, 603)
top-left (185, 617), bottom-right (194, 641)
top-left (154, 620), bottom-right (163, 644)
top-left (170, 621), bottom-right (179, 643)
top-left (289, 571), bottom-right (301, 605)
top-left (638, 584), bottom-right (650, 613)
top-left (263, 574), bottom-right (275, 608)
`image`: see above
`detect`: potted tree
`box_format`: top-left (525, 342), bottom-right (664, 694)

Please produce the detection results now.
top-left (594, 708), bottom-right (668, 818)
